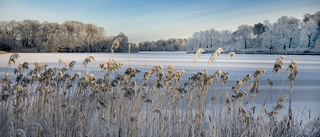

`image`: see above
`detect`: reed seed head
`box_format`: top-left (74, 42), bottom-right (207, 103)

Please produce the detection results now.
top-left (232, 78), bottom-right (243, 92)
top-left (83, 55), bottom-right (95, 68)
top-left (243, 74), bottom-right (251, 83)
top-left (287, 59), bottom-right (297, 72)
top-left (8, 53), bottom-right (20, 65)
top-left (215, 70), bottom-right (222, 76)
top-left (64, 60), bottom-right (70, 68)
top-left (68, 61), bottom-right (76, 70)
top-left (175, 70), bottom-right (184, 80)
top-left (209, 54), bottom-right (217, 64)
top-left (253, 69), bottom-right (265, 78)
top-left (209, 47), bottom-right (224, 64)
top-left (267, 79), bottom-right (274, 87)
top-left (111, 79), bottom-right (119, 87)
top-left (228, 52), bottom-right (236, 58)
top-left (277, 94), bottom-right (288, 104)
top-left (220, 71), bottom-right (230, 84)
top-left (14, 85), bottom-right (24, 92)
top-left (152, 109), bottom-right (162, 116)
top-left (279, 55), bottom-right (287, 60)
top-left (194, 48), bottom-right (205, 63)
top-left (273, 103), bottom-right (286, 112)
top-left (232, 90), bottom-right (247, 99)
top-left (144, 98), bottom-right (152, 103)
top-left (287, 59), bottom-right (298, 83)
top-left (59, 57), bottom-right (63, 63)
top-left (111, 37), bottom-right (123, 50)
top-left (22, 62), bottom-right (29, 69)
top-left (34, 61), bottom-right (40, 67)
top-left (156, 82), bottom-right (164, 89)
top-left (273, 56), bottom-right (286, 74)
top-left (216, 47), bottom-right (224, 53)
top-left (124, 88), bottom-right (135, 98)
top-left (83, 70), bottom-right (90, 78)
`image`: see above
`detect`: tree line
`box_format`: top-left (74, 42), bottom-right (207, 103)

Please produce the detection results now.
top-left (0, 20), bottom-right (187, 53)
top-left (188, 11), bottom-right (320, 54)
top-left (0, 20), bottom-right (108, 52)
top-left (1, 11), bottom-right (319, 53)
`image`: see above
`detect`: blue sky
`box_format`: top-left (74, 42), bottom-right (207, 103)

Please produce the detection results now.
top-left (1, 0), bottom-right (319, 42)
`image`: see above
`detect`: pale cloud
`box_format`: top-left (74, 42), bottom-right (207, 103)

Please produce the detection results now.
top-left (174, 9), bottom-right (216, 18)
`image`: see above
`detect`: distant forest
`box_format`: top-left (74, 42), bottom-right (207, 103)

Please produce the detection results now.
top-left (188, 11), bottom-right (320, 54)
top-left (0, 11), bottom-right (319, 54)
top-left (0, 20), bottom-right (187, 53)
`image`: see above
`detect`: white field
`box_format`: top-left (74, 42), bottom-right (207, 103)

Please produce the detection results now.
top-left (1, 52), bottom-right (319, 117)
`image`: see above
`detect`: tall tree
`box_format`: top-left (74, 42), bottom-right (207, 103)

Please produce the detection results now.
top-left (300, 22), bottom-right (318, 48)
top-left (253, 23), bottom-right (266, 37)
top-left (236, 24), bottom-right (253, 49)
top-left (303, 11), bottom-right (320, 48)
top-left (273, 16), bottom-right (300, 51)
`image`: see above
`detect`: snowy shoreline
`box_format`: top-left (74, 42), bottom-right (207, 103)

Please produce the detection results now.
top-left (187, 51), bottom-right (320, 55)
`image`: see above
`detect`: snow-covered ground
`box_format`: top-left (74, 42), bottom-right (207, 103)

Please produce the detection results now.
top-left (1, 52), bottom-right (319, 117)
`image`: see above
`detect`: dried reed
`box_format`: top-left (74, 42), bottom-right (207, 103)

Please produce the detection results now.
top-left (0, 53), bottom-right (315, 137)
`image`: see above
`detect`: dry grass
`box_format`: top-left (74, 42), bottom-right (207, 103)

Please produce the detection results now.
top-left (0, 51), bottom-right (319, 137)
top-left (0, 51), bottom-right (7, 54)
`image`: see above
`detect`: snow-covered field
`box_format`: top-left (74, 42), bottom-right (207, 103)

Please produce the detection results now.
top-left (1, 52), bottom-right (319, 115)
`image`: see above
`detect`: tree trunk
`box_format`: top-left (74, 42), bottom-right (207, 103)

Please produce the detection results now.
top-left (289, 37), bottom-right (292, 48)
top-left (244, 38), bottom-right (247, 49)
top-left (307, 34), bottom-right (311, 48)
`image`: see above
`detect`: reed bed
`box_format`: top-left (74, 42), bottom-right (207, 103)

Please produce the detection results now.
top-left (0, 51), bottom-right (319, 137)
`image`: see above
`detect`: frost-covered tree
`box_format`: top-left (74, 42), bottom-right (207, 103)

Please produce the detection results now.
top-left (272, 16), bottom-right (301, 51)
top-left (251, 23), bottom-right (266, 49)
top-left (137, 38), bottom-right (187, 52)
top-left (186, 11), bottom-right (320, 54)
top-left (187, 29), bottom-right (233, 52)
top-left (253, 23), bottom-right (266, 37)
top-left (300, 22), bottom-right (318, 48)
top-left (235, 24), bottom-right (253, 49)
top-left (188, 32), bottom-right (200, 51)
top-left (285, 17), bottom-right (301, 49)
top-left (0, 20), bottom-right (110, 52)
top-left (0, 20), bottom-right (20, 50)
top-left (262, 31), bottom-right (277, 52)
top-left (20, 20), bottom-right (41, 49)
top-left (303, 12), bottom-right (320, 49)
top-left (220, 30), bottom-right (232, 48)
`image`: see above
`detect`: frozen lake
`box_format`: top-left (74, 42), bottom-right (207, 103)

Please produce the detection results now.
top-left (1, 52), bottom-right (320, 116)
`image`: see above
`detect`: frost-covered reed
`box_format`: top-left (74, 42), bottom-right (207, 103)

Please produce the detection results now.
top-left (0, 52), bottom-right (318, 137)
